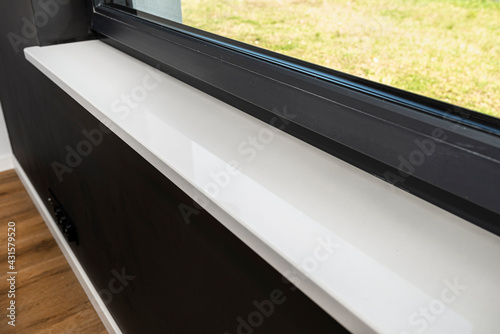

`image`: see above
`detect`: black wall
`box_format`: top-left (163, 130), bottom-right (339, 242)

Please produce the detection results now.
top-left (0, 0), bottom-right (94, 183)
top-left (0, 1), bottom-right (349, 333)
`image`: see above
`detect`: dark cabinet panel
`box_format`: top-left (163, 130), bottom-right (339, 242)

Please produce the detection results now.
top-left (28, 69), bottom-right (348, 333)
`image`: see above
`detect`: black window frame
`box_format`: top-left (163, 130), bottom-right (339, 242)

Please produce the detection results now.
top-left (90, 1), bottom-right (500, 236)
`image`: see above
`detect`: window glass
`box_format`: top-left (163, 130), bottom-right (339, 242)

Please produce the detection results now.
top-left (106, 0), bottom-right (500, 118)
top-left (109, 0), bottom-right (183, 23)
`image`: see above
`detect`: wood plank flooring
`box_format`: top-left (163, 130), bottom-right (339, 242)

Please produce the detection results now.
top-left (0, 169), bottom-right (107, 333)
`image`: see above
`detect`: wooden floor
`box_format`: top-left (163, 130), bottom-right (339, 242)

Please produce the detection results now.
top-left (0, 169), bottom-right (107, 333)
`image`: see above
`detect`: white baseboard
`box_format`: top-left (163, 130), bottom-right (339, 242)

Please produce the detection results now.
top-left (13, 157), bottom-right (121, 334)
top-left (0, 154), bottom-right (13, 172)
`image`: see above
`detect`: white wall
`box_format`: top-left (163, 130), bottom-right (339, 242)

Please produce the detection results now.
top-left (0, 101), bottom-right (13, 171)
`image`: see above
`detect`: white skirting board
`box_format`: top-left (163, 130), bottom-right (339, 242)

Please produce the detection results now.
top-left (0, 155), bottom-right (13, 173)
top-left (13, 157), bottom-right (121, 334)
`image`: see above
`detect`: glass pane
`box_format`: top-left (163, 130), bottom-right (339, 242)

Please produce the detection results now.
top-left (106, 0), bottom-right (500, 118)
top-left (108, 0), bottom-right (183, 23)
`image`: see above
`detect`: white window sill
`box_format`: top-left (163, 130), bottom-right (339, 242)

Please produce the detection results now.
top-left (25, 40), bottom-right (500, 334)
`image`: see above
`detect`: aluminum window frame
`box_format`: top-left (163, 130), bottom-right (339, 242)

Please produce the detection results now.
top-left (90, 1), bottom-right (500, 236)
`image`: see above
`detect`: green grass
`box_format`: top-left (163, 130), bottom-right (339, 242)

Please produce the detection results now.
top-left (181, 0), bottom-right (500, 118)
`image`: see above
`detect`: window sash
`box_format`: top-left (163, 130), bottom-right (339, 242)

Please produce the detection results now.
top-left (91, 2), bottom-right (500, 236)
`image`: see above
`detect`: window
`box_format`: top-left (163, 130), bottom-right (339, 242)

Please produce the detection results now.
top-left (103, 0), bottom-right (500, 118)
top-left (110, 0), bottom-right (182, 23)
top-left (93, 0), bottom-right (500, 235)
